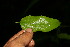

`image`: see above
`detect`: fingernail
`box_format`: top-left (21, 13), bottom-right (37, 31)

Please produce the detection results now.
top-left (22, 30), bottom-right (25, 32)
top-left (31, 40), bottom-right (33, 43)
top-left (26, 28), bottom-right (32, 33)
top-left (31, 39), bottom-right (33, 43)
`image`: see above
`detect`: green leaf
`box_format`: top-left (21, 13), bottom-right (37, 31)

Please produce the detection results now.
top-left (57, 33), bottom-right (70, 40)
top-left (20, 15), bottom-right (61, 32)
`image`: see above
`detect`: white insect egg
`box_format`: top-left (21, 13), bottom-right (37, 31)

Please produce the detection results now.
top-left (49, 25), bottom-right (50, 26)
top-left (31, 26), bottom-right (33, 28)
top-left (46, 27), bottom-right (47, 28)
top-left (44, 21), bottom-right (48, 24)
top-left (21, 26), bottom-right (24, 27)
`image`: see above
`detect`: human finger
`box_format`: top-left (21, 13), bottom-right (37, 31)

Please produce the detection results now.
top-left (8, 30), bottom-right (25, 42)
top-left (26, 39), bottom-right (35, 47)
top-left (13, 28), bottom-right (33, 46)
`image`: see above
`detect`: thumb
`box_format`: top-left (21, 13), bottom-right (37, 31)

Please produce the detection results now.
top-left (14, 28), bottom-right (33, 46)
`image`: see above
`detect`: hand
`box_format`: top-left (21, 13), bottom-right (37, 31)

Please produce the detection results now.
top-left (3, 28), bottom-right (35, 47)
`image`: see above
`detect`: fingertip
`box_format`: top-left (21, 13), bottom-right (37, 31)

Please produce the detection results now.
top-left (21, 30), bottom-right (25, 32)
top-left (27, 39), bottom-right (35, 47)
top-left (25, 28), bottom-right (33, 33)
